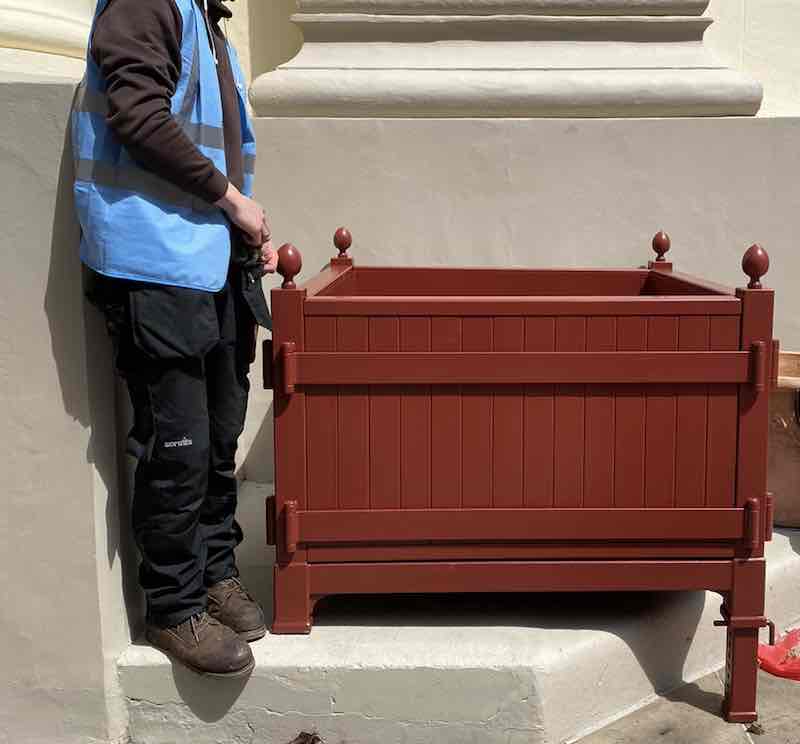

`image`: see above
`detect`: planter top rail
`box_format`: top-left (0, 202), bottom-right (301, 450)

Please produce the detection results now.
top-left (273, 229), bottom-right (770, 319)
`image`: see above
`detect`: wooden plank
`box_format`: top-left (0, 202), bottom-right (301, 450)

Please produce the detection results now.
top-left (400, 318), bottom-right (431, 509)
top-left (492, 318), bottom-right (525, 507)
top-left (304, 317), bottom-right (338, 511)
top-left (461, 318), bottom-right (493, 508)
top-left (290, 351), bottom-right (750, 386)
top-left (368, 317), bottom-right (401, 509)
top-left (643, 270), bottom-right (736, 297)
top-left (306, 296), bottom-right (742, 317)
top-left (524, 318), bottom-right (555, 507)
top-left (584, 317), bottom-right (616, 507)
top-left (308, 543), bottom-right (737, 563)
top-left (676, 316), bottom-right (710, 507)
top-left (298, 263), bottom-right (353, 297)
top-left (614, 317), bottom-right (647, 507)
top-left (431, 318), bottom-right (462, 508)
top-left (707, 316), bottom-right (740, 507)
top-left (645, 316), bottom-right (679, 507)
top-left (336, 317), bottom-right (369, 509)
top-left (309, 561), bottom-right (735, 595)
top-left (298, 508), bottom-right (747, 543)
top-left (554, 317), bottom-right (586, 507)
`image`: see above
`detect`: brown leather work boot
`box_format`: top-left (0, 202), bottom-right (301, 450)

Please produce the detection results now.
top-left (207, 576), bottom-right (267, 642)
top-left (145, 611), bottom-right (254, 677)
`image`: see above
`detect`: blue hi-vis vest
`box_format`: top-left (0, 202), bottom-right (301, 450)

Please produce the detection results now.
top-left (72, 0), bottom-right (256, 292)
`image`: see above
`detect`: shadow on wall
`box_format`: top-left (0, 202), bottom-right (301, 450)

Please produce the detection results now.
top-left (248, 0), bottom-right (303, 78)
top-left (43, 120), bottom-right (144, 638)
top-left (241, 400), bottom-right (275, 483)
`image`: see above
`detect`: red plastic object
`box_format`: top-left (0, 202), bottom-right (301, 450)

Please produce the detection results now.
top-left (758, 628), bottom-right (800, 681)
top-left (268, 229), bottom-right (779, 723)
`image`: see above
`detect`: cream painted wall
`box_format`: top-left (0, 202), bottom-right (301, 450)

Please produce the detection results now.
top-left (706, 0), bottom-right (800, 115)
top-left (0, 75), bottom-right (133, 744)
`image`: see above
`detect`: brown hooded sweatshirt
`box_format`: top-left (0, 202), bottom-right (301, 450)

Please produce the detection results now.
top-left (91, 0), bottom-right (244, 205)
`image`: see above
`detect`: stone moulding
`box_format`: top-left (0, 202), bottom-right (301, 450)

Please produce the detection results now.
top-left (252, 68), bottom-right (762, 118)
top-left (297, 0), bottom-right (711, 15)
top-left (0, 5), bottom-right (89, 60)
top-left (251, 0), bottom-right (762, 117)
top-left (295, 14), bottom-right (714, 42)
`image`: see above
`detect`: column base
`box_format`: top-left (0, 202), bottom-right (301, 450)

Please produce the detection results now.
top-left (252, 67), bottom-right (762, 117)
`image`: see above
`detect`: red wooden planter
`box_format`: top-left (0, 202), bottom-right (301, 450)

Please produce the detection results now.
top-left (265, 229), bottom-right (778, 723)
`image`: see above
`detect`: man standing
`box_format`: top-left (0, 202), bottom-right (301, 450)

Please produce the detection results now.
top-left (72, 0), bottom-right (274, 677)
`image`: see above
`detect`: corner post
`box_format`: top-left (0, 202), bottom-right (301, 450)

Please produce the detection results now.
top-left (721, 244), bottom-right (773, 722)
top-left (270, 243), bottom-right (313, 634)
top-left (735, 245), bottom-right (774, 530)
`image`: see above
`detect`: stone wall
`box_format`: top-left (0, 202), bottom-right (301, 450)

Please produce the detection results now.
top-left (0, 75), bottom-right (134, 744)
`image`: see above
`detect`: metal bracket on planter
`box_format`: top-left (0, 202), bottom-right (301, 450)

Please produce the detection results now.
top-left (263, 339), bottom-right (274, 390)
top-left (266, 494), bottom-right (276, 546)
top-left (266, 495), bottom-right (300, 554)
top-left (765, 492), bottom-right (774, 542)
top-left (714, 606), bottom-right (774, 644)
top-left (284, 500), bottom-right (299, 554)
top-left (281, 342), bottom-right (297, 396)
top-left (744, 497), bottom-right (761, 551)
top-left (752, 341), bottom-right (767, 392)
top-left (770, 339), bottom-right (780, 390)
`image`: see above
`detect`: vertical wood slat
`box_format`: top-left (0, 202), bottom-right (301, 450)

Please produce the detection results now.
top-left (524, 318), bottom-right (555, 507)
top-left (645, 317), bottom-right (679, 507)
top-left (336, 318), bottom-right (369, 509)
top-left (614, 317), bottom-right (647, 507)
top-left (675, 316), bottom-right (710, 507)
top-left (400, 318), bottom-right (432, 508)
top-left (492, 318), bottom-right (525, 507)
top-left (584, 318), bottom-right (616, 507)
top-left (554, 317), bottom-right (586, 507)
top-left (431, 318), bottom-right (462, 508)
top-left (305, 317), bottom-right (338, 511)
top-left (462, 318), bottom-right (493, 507)
top-left (707, 316), bottom-right (740, 507)
top-left (369, 318), bottom-right (401, 509)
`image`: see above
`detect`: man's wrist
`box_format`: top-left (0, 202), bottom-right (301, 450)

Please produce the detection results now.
top-left (214, 181), bottom-right (238, 213)
top-left (209, 172), bottom-right (236, 211)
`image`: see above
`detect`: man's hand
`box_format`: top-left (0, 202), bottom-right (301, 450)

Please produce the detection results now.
top-left (261, 239), bottom-right (278, 274)
top-left (216, 183), bottom-right (269, 246)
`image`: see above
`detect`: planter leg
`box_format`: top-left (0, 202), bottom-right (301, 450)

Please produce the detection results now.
top-left (721, 560), bottom-right (765, 724)
top-left (272, 562), bottom-right (313, 634)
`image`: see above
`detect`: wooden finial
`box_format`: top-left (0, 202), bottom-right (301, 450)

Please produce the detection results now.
top-left (277, 243), bottom-right (302, 289)
top-left (742, 244), bottom-right (769, 289)
top-left (334, 227), bottom-right (352, 259)
top-left (652, 231), bottom-right (671, 262)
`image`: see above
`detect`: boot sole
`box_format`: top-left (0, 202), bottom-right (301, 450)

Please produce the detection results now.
top-left (146, 635), bottom-right (256, 678)
top-left (239, 625), bottom-right (268, 643)
top-left (158, 649), bottom-right (255, 679)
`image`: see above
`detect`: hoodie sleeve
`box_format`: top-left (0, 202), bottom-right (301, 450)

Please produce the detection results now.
top-left (91, 0), bottom-right (230, 204)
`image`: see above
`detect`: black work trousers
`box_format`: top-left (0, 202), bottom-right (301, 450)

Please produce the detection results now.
top-left (98, 266), bottom-right (261, 628)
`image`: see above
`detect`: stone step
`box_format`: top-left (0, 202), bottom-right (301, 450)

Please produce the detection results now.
top-left (118, 482), bottom-right (800, 744)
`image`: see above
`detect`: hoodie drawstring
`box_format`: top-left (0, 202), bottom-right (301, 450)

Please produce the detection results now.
top-left (202, 0), bottom-right (219, 66)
